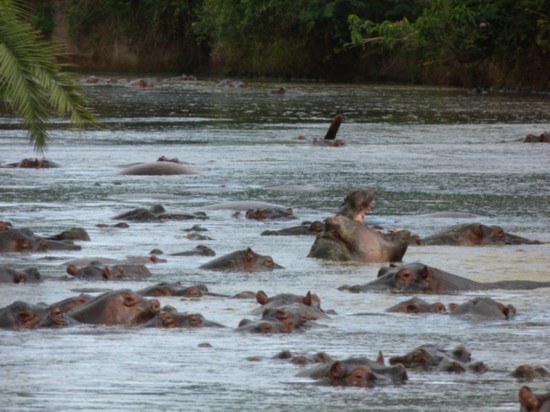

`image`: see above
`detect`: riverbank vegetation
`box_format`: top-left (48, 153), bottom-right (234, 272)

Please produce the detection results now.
top-left (24, 0), bottom-right (550, 90)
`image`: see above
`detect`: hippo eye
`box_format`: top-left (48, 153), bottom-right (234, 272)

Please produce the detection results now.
top-left (264, 257), bottom-right (274, 268)
top-left (188, 315), bottom-right (203, 327)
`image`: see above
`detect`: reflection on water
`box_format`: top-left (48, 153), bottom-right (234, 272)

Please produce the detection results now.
top-left (0, 79), bottom-right (549, 411)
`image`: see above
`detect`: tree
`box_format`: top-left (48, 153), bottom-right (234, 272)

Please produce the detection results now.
top-left (0, 0), bottom-right (97, 154)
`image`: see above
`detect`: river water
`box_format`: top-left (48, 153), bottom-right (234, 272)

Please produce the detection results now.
top-left (1, 78), bottom-right (549, 411)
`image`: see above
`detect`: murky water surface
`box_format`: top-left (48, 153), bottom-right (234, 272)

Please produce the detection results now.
top-left (1, 78), bottom-right (549, 411)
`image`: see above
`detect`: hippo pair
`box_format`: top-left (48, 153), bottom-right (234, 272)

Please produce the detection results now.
top-left (0, 265), bottom-right (41, 283)
top-left (339, 262), bottom-right (550, 294)
top-left (0, 222), bottom-right (84, 253)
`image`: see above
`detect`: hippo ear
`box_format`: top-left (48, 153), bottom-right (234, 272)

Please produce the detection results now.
top-left (303, 291), bottom-right (312, 306)
top-left (329, 361), bottom-right (345, 379)
top-left (377, 266), bottom-right (390, 278)
top-left (256, 290), bottom-right (268, 305)
top-left (377, 351), bottom-right (385, 365)
top-left (244, 247), bottom-right (255, 262)
top-left (420, 265), bottom-right (432, 280)
top-left (103, 266), bottom-right (113, 280)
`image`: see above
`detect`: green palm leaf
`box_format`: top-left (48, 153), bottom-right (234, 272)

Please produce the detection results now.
top-left (0, 0), bottom-right (98, 154)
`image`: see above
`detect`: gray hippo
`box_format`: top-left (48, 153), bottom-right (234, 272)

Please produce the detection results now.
top-left (308, 215), bottom-right (410, 263)
top-left (449, 297), bottom-right (516, 320)
top-left (261, 220), bottom-right (324, 236)
top-left (524, 132), bottom-right (550, 143)
top-left (389, 344), bottom-right (486, 373)
top-left (0, 221), bottom-right (82, 253)
top-left (113, 204), bottom-right (208, 222)
top-left (296, 355), bottom-right (408, 387)
top-left (199, 247), bottom-right (283, 272)
top-left (0, 301), bottom-right (73, 329)
top-left (413, 223), bottom-right (541, 246)
top-left (386, 297), bottom-right (446, 314)
top-left (143, 308), bottom-right (225, 328)
top-left (66, 263), bottom-right (152, 281)
top-left (339, 262), bottom-right (550, 293)
top-left (118, 158), bottom-right (198, 175)
top-left (518, 386), bottom-right (550, 411)
top-left (512, 365), bottom-right (550, 382)
top-left (0, 265), bottom-right (41, 283)
top-left (66, 289), bottom-right (160, 326)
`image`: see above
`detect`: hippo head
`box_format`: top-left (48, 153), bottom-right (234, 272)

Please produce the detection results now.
top-left (328, 362), bottom-right (374, 387)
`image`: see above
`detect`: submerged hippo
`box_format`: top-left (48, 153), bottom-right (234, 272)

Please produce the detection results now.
top-left (245, 207), bottom-right (295, 221)
top-left (0, 301), bottom-right (72, 329)
top-left (66, 289), bottom-right (160, 325)
top-left (386, 297), bottom-right (446, 314)
top-left (261, 220), bottom-right (324, 236)
top-left (143, 308), bottom-right (225, 328)
top-left (339, 262), bottom-right (550, 294)
top-left (0, 222), bottom-right (82, 253)
top-left (251, 290), bottom-right (323, 315)
top-left (113, 204), bottom-right (208, 222)
top-left (136, 282), bottom-right (209, 297)
top-left (118, 159), bottom-right (198, 175)
top-left (66, 263), bottom-right (152, 280)
top-left (237, 317), bottom-right (296, 334)
top-left (389, 344), bottom-right (486, 374)
top-left (199, 247), bottom-right (283, 272)
top-left (2, 158), bottom-right (60, 168)
top-left (414, 223), bottom-right (542, 246)
top-left (518, 386), bottom-right (550, 411)
top-left (296, 355), bottom-right (407, 387)
top-left (449, 297), bottom-right (517, 320)
top-left (0, 265), bottom-right (41, 283)
top-left (512, 365), bottom-right (550, 382)
top-left (308, 215), bottom-right (410, 263)
top-left (524, 132), bottom-right (550, 143)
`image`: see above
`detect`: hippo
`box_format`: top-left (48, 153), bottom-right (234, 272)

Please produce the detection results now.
top-left (386, 297), bottom-right (446, 314)
top-left (171, 245), bottom-right (216, 256)
top-left (337, 189), bottom-right (375, 223)
top-left (260, 305), bottom-right (325, 326)
top-left (203, 201), bottom-right (292, 214)
top-left (512, 365), bottom-right (550, 382)
top-left (0, 222), bottom-right (82, 253)
top-left (47, 227), bottom-right (90, 242)
top-left (135, 282), bottom-right (209, 298)
top-left (199, 247), bottom-right (283, 272)
top-left (113, 204), bottom-right (208, 222)
top-left (389, 344), bottom-right (486, 374)
top-left (0, 265), bottom-right (41, 283)
top-left (237, 317), bottom-right (296, 334)
top-left (251, 290), bottom-right (322, 314)
top-left (518, 386), bottom-right (550, 411)
top-left (66, 263), bottom-right (152, 280)
top-left (46, 294), bottom-right (93, 313)
top-left (524, 133), bottom-right (550, 143)
top-left (449, 297), bottom-right (516, 320)
top-left (414, 223), bottom-right (542, 246)
top-left (66, 289), bottom-right (160, 325)
top-left (118, 159), bottom-right (198, 175)
top-left (2, 158), bottom-right (60, 168)
top-left (296, 355), bottom-right (408, 387)
top-left (273, 350), bottom-right (335, 366)
top-left (143, 309), bottom-right (224, 328)
top-left (245, 207), bottom-right (295, 221)
top-left (65, 255), bottom-right (165, 268)
top-left (308, 215), bottom-right (410, 263)
top-left (261, 221), bottom-right (324, 236)
top-left (0, 301), bottom-right (73, 329)
top-left (339, 262), bottom-right (550, 294)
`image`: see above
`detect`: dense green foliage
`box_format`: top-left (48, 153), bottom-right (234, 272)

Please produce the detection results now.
top-left (0, 0), bottom-right (97, 153)
top-left (23, 0), bottom-right (550, 89)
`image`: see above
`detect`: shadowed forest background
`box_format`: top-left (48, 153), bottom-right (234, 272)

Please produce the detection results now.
top-left (28, 0), bottom-right (550, 91)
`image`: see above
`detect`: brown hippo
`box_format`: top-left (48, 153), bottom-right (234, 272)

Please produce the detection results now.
top-left (386, 297), bottom-right (446, 314)
top-left (308, 215), bottom-right (410, 263)
top-left (47, 227), bottom-right (90, 242)
top-left (66, 289), bottom-right (160, 325)
top-left (66, 263), bottom-right (152, 280)
top-left (2, 158), bottom-right (60, 168)
top-left (251, 290), bottom-right (323, 315)
top-left (135, 282), bottom-right (209, 298)
top-left (199, 247), bottom-right (283, 272)
top-left (296, 355), bottom-right (408, 387)
top-left (524, 132), bottom-right (550, 143)
top-left (272, 350), bottom-right (335, 366)
top-left (261, 220), bottom-right (324, 236)
top-left (339, 262), bottom-right (550, 294)
top-left (237, 317), bottom-right (296, 334)
top-left (414, 223), bottom-right (541, 246)
top-left (143, 309), bottom-right (225, 328)
top-left (0, 301), bottom-right (74, 329)
top-left (46, 294), bottom-right (93, 313)
top-left (0, 265), bottom-right (41, 283)
top-left (113, 204), bottom-right (208, 222)
top-left (389, 344), bottom-right (486, 374)
top-left (0, 222), bottom-right (81, 253)
top-left (449, 297), bottom-right (517, 320)
top-left (518, 386), bottom-right (550, 411)
top-left (118, 160), bottom-right (198, 175)
top-left (512, 365), bottom-right (550, 382)
top-left (245, 207), bottom-right (295, 221)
